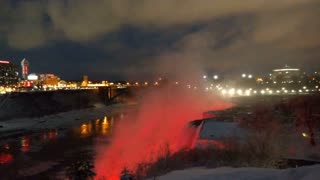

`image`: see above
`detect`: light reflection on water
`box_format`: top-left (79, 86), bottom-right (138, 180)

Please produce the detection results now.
top-left (0, 152), bottom-right (13, 164)
top-left (0, 115), bottom-right (114, 165)
top-left (20, 136), bottom-right (30, 152)
top-left (80, 116), bottom-right (112, 137)
top-left (42, 130), bottom-right (58, 140)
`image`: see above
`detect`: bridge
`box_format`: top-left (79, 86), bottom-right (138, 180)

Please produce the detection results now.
top-left (97, 85), bottom-right (157, 105)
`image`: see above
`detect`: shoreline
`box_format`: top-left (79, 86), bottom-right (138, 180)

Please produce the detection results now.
top-left (0, 103), bottom-right (132, 138)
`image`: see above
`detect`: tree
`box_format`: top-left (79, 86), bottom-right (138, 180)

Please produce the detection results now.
top-left (66, 160), bottom-right (96, 180)
top-left (293, 96), bottom-right (320, 146)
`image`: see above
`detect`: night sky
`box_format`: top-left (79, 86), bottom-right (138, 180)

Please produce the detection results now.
top-left (0, 0), bottom-right (319, 81)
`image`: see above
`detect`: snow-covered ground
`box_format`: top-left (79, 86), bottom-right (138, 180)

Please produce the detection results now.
top-left (0, 103), bottom-right (127, 137)
top-left (152, 165), bottom-right (320, 180)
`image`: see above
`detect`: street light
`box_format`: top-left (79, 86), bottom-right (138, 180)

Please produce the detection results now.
top-left (229, 88), bottom-right (235, 96)
top-left (242, 74), bottom-right (246, 78)
top-left (222, 89), bottom-right (227, 95)
top-left (213, 75), bottom-right (218, 80)
top-left (245, 90), bottom-right (251, 96)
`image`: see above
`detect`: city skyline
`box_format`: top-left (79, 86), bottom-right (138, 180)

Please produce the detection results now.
top-left (0, 0), bottom-right (319, 81)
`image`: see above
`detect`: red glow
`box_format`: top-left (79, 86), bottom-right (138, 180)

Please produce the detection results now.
top-left (4, 144), bottom-right (10, 150)
top-left (48, 131), bottom-right (58, 139)
top-left (24, 81), bottom-right (33, 87)
top-left (23, 66), bottom-right (29, 74)
top-left (95, 86), bottom-right (232, 179)
top-left (0, 153), bottom-right (13, 164)
top-left (0, 60), bottom-right (10, 64)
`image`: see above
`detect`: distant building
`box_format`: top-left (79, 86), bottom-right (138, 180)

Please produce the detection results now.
top-left (271, 65), bottom-right (301, 83)
top-left (0, 60), bottom-right (19, 86)
top-left (27, 73), bottom-right (39, 81)
top-left (25, 73), bottom-right (41, 88)
top-left (40, 74), bottom-right (60, 87)
top-left (21, 58), bottom-right (29, 80)
top-left (81, 75), bottom-right (89, 87)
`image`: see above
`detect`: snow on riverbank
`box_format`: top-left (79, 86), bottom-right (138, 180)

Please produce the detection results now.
top-left (152, 165), bottom-right (320, 180)
top-left (0, 103), bottom-right (128, 137)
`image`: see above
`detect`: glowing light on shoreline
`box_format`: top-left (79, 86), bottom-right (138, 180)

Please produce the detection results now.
top-left (237, 89), bottom-right (243, 95)
top-left (229, 88), bottom-right (235, 95)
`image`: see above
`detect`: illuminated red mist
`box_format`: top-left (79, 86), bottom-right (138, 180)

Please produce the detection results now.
top-left (95, 86), bottom-right (232, 179)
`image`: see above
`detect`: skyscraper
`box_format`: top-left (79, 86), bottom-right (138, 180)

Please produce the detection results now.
top-left (21, 58), bottom-right (29, 80)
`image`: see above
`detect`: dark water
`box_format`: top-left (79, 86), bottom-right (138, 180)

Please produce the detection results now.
top-left (0, 115), bottom-right (117, 179)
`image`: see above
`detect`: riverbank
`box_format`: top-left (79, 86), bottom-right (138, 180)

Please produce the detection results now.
top-left (0, 90), bottom-right (101, 121)
top-left (150, 165), bottom-right (320, 180)
top-left (0, 103), bottom-right (133, 138)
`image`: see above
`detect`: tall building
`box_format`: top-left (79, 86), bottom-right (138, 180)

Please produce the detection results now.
top-left (0, 60), bottom-right (19, 86)
top-left (21, 58), bottom-right (29, 80)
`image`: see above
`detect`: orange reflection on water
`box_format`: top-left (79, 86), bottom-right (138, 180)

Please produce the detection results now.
top-left (103, 116), bottom-right (108, 125)
top-left (101, 116), bottom-right (109, 135)
top-left (88, 123), bottom-right (92, 134)
top-left (0, 153), bottom-right (13, 164)
top-left (95, 119), bottom-right (101, 132)
top-left (21, 136), bottom-right (30, 152)
top-left (110, 117), bottom-right (114, 127)
top-left (81, 124), bottom-right (89, 136)
top-left (80, 116), bottom-right (113, 137)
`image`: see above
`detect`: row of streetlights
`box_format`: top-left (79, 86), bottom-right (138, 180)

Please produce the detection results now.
top-left (203, 74), bottom-right (254, 80)
top-left (203, 75), bottom-right (219, 80)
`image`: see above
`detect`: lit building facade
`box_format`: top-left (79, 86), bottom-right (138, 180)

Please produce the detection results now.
top-left (81, 75), bottom-right (89, 87)
top-left (40, 74), bottom-right (60, 87)
top-left (21, 58), bottom-right (29, 80)
top-left (271, 65), bottom-right (301, 83)
top-left (0, 60), bottom-right (19, 86)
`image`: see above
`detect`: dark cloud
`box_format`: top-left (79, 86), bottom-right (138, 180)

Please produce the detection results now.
top-left (0, 0), bottom-right (319, 80)
top-left (2, 0), bottom-right (318, 48)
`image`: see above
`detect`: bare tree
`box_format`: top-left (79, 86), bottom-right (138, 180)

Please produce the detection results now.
top-left (293, 96), bottom-right (320, 146)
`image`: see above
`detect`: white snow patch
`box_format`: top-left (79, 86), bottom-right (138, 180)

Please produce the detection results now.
top-left (152, 165), bottom-right (320, 180)
top-left (199, 120), bottom-right (248, 140)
